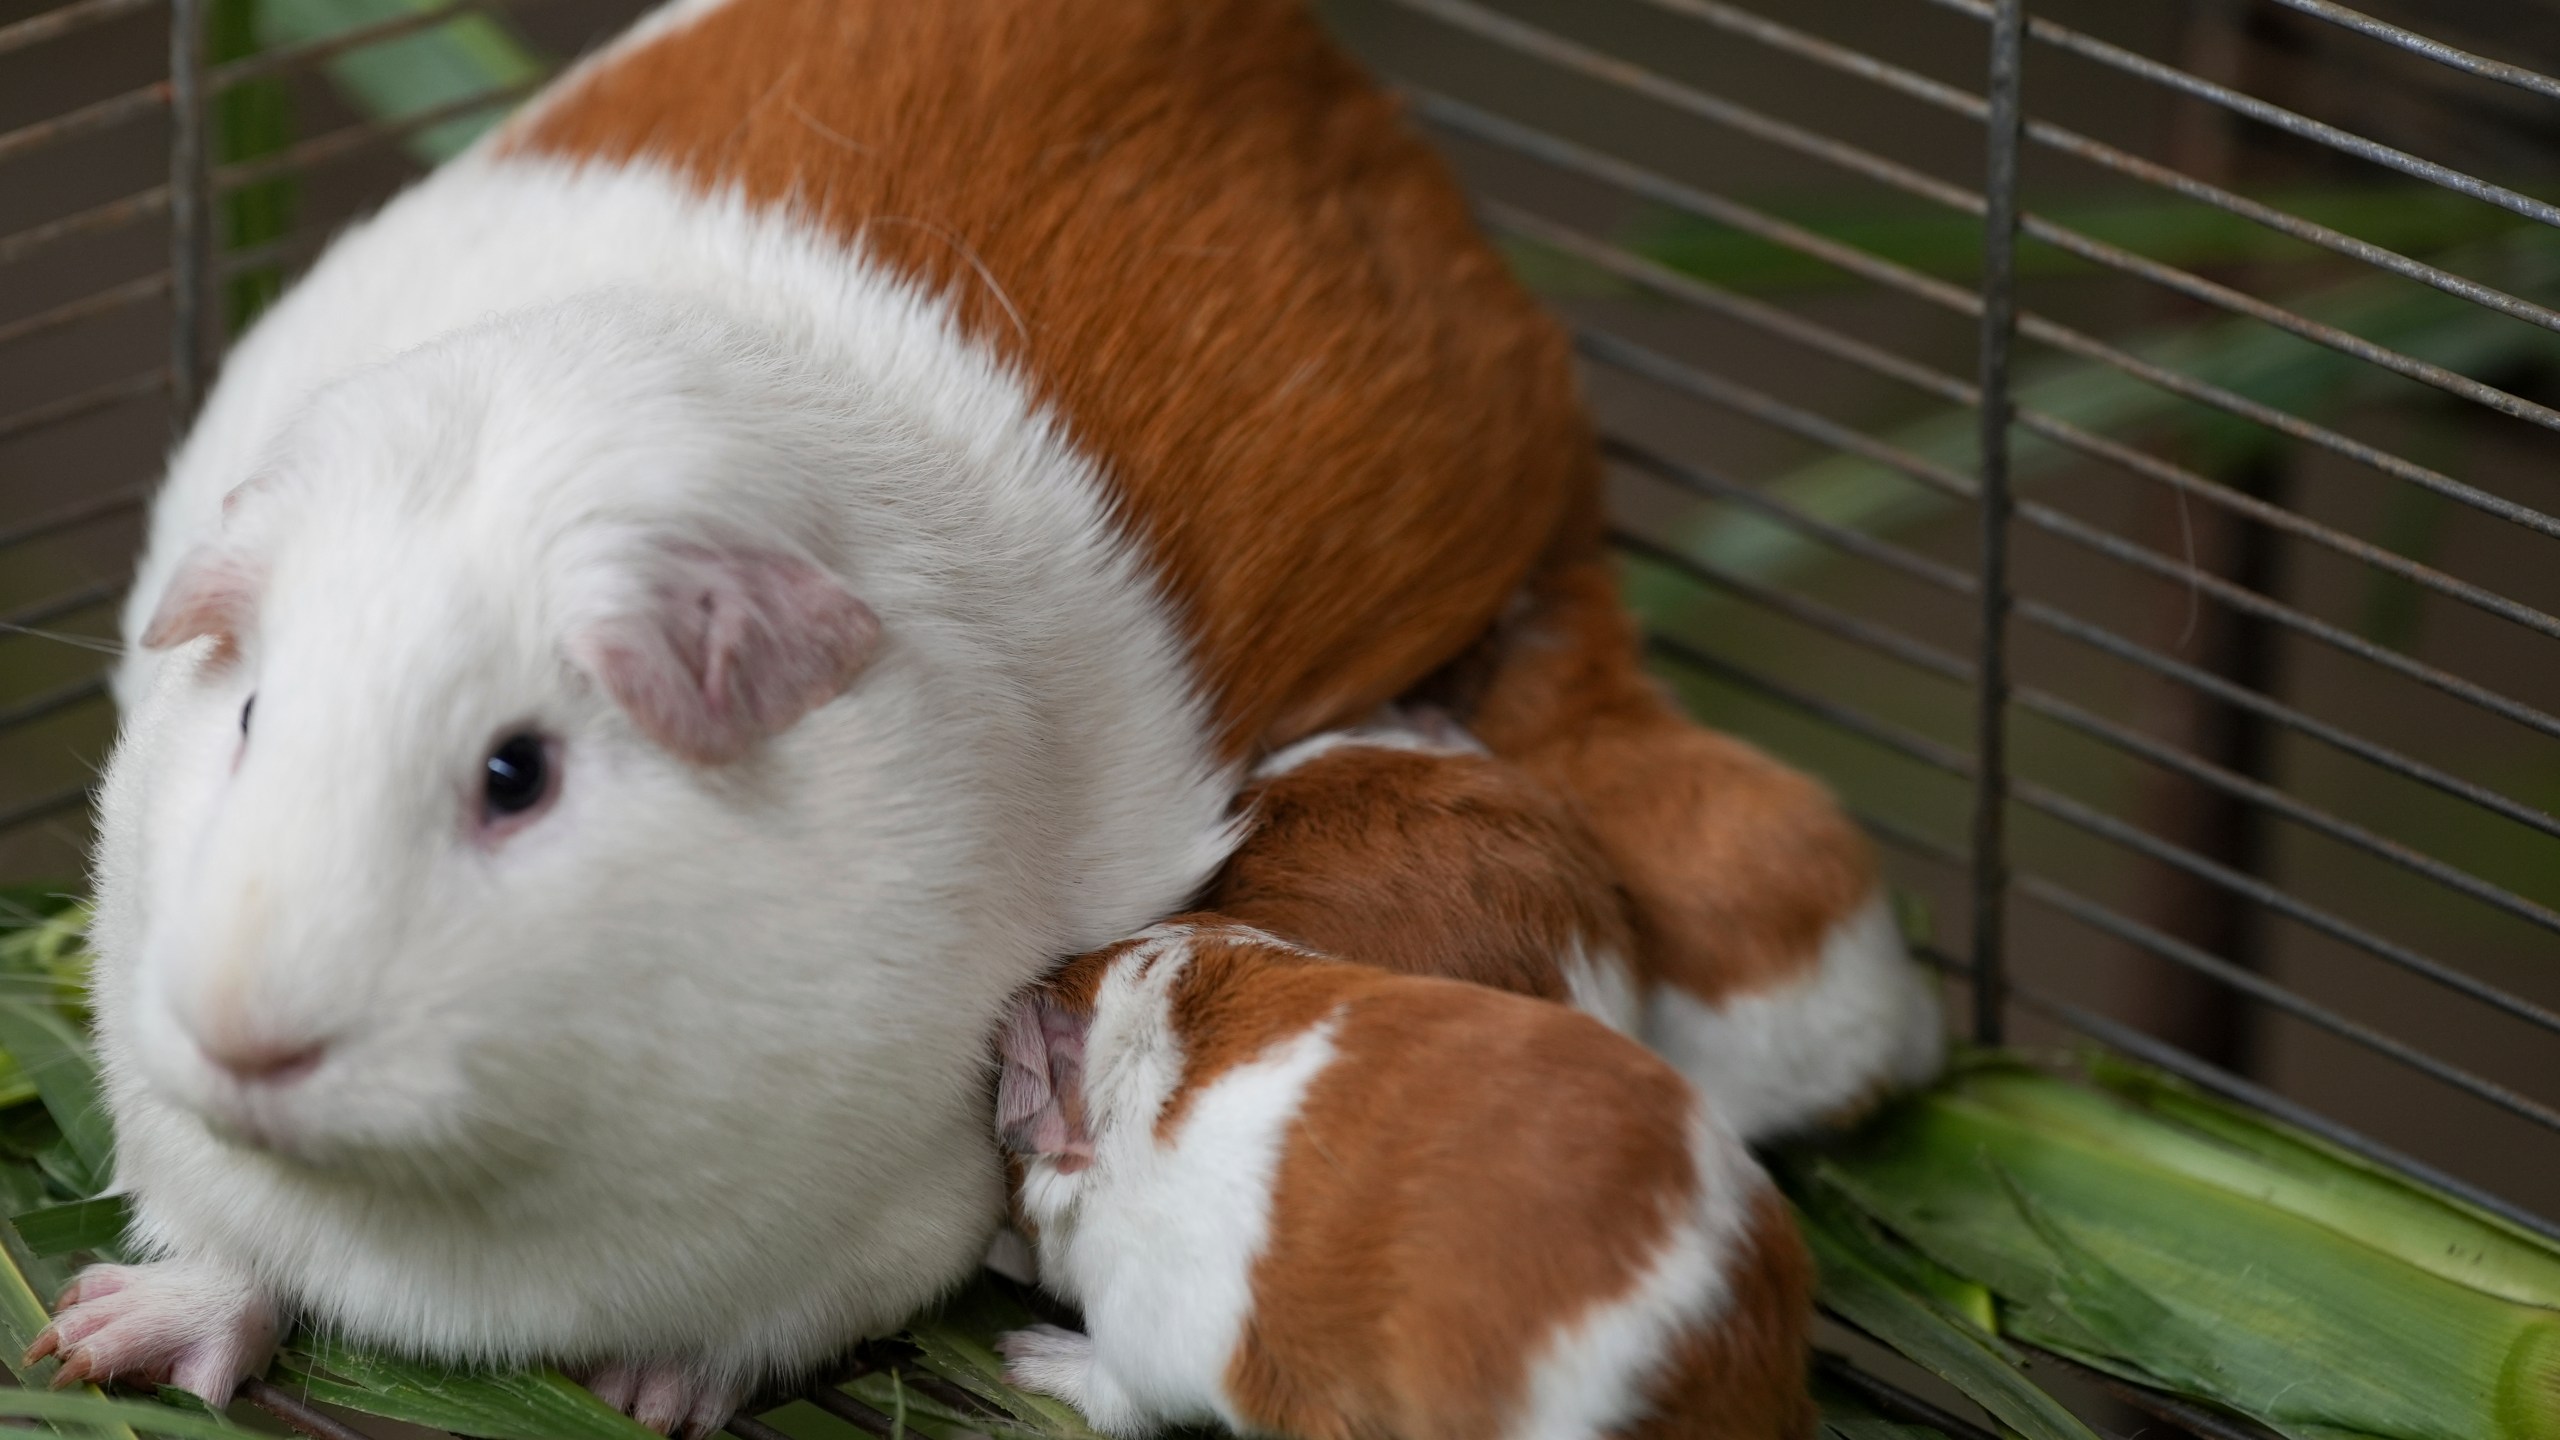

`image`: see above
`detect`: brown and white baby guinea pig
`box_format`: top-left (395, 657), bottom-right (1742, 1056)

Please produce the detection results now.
top-left (1205, 710), bottom-right (1642, 1030)
top-left (995, 921), bottom-right (1814, 1440)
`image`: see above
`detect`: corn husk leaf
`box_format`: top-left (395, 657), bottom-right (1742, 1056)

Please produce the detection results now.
top-left (1791, 1178), bottom-right (2096, 1440)
top-left (1800, 1062), bottom-right (2560, 1440)
top-left (2082, 1057), bottom-right (2560, 1311)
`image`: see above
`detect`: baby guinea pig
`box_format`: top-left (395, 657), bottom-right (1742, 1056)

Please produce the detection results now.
top-left (994, 920), bottom-right (1815, 1440)
top-left (1207, 709), bottom-right (1641, 1028)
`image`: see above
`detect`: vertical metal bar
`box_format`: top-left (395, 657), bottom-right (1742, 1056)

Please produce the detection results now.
top-left (167, 0), bottom-right (213, 433)
top-left (1969, 0), bottom-right (2027, 1045)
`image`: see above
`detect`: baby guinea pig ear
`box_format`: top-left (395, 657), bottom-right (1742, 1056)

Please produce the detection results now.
top-left (139, 545), bottom-right (264, 654)
top-left (995, 995), bottom-right (1094, 1170)
top-left (574, 541), bottom-right (882, 766)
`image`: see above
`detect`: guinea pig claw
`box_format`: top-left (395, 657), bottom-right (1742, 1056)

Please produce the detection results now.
top-left (33, 1260), bottom-right (276, 1405)
top-left (24, 1323), bottom-right (61, 1368)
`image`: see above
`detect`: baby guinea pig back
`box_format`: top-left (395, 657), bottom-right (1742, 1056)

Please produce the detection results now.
top-left (996, 921), bottom-right (1815, 1440)
top-left (1209, 711), bottom-right (1642, 1028)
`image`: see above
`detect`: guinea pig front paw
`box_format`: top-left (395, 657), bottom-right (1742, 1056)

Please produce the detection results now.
top-left (27, 1260), bottom-right (279, 1404)
top-left (999, 1324), bottom-right (1145, 1434)
top-left (578, 1361), bottom-right (743, 1439)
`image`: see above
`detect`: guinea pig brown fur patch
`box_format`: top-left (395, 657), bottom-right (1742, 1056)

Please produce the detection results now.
top-left (502, 0), bottom-right (1597, 761)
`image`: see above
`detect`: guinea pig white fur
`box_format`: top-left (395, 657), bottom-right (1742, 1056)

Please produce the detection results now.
top-left (995, 922), bottom-right (1815, 1440)
top-left (74, 204), bottom-right (1236, 1429)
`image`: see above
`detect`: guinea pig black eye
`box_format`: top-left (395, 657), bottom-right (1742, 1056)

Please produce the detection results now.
top-left (482, 733), bottom-right (553, 820)
top-left (240, 694), bottom-right (254, 735)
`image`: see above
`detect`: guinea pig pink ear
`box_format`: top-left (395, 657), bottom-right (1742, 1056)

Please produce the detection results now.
top-left (577, 542), bottom-right (882, 766)
top-left (996, 995), bottom-right (1093, 1170)
top-left (139, 546), bottom-right (262, 654)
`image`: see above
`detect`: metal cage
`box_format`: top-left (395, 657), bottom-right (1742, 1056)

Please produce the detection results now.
top-left (5, 0), bottom-right (2558, 1435)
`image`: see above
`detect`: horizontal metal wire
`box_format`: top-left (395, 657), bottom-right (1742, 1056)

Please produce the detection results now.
top-left (0, 577), bottom-right (126, 638)
top-left (0, 2), bottom-right (528, 176)
top-left (1488, 202), bottom-right (2560, 647)
top-left (1918, 0), bottom-right (2560, 232)
top-left (0, 485), bottom-right (143, 557)
top-left (1581, 322), bottom-right (2560, 745)
top-left (1626, 582), bottom-right (2560, 1040)
top-left (0, 271), bottom-right (168, 353)
top-left (0, 782), bottom-right (92, 838)
top-left (1411, 90), bottom-right (2560, 543)
top-left (1391, 0), bottom-right (2560, 431)
top-left (1, 85), bottom-right (534, 285)
top-left (2266, 0), bottom-right (2560, 101)
top-left (0, 0), bottom-right (156, 60)
top-left (209, 0), bottom-right (502, 90)
top-left (2003, 980), bottom-right (2560, 1246)
top-left (215, 77), bottom-right (539, 191)
top-left (0, 674), bottom-right (110, 734)
top-left (0, 369), bottom-right (165, 445)
top-left (1604, 436), bottom-right (2560, 937)
top-left (2012, 583), bottom-right (2560, 845)
top-left (1624, 0), bottom-right (2560, 337)
top-left (1515, 220), bottom-right (2560, 848)
top-left (0, 185), bottom-right (170, 271)
top-left (0, 223), bottom-right (336, 356)
top-left (2014, 871), bottom-right (2560, 1133)
top-left (0, 77), bottom-right (171, 170)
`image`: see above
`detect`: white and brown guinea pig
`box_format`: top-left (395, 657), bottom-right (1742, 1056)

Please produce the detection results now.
top-left (1205, 708), bottom-right (1641, 1025)
top-left (1458, 561), bottom-right (1948, 1141)
top-left (995, 922), bottom-right (1814, 1440)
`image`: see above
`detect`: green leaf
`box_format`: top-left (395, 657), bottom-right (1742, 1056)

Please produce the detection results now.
top-left (0, 1002), bottom-right (111, 1194)
top-left (1793, 1196), bottom-right (2099, 1440)
top-left (1988, 1165), bottom-right (2229, 1396)
top-left (13, 1196), bottom-right (131, 1258)
top-left (273, 1338), bottom-right (659, 1440)
top-left (894, 1282), bottom-right (1113, 1440)
top-left (254, 0), bottom-right (545, 163)
top-left (0, 1390), bottom-right (249, 1439)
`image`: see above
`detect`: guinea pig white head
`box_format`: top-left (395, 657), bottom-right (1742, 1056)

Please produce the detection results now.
top-left (109, 295), bottom-right (898, 1183)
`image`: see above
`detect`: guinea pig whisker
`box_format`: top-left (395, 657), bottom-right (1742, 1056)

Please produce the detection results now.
top-left (0, 622), bottom-right (123, 657)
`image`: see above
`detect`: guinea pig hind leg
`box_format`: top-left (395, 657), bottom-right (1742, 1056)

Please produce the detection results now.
top-left (27, 1259), bottom-right (278, 1404)
top-left (577, 1361), bottom-right (745, 1439)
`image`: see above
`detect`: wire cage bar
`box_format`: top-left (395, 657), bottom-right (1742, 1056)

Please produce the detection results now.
top-left (5, 0), bottom-right (2560, 1434)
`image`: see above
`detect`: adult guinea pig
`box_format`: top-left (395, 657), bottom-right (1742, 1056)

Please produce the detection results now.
top-left (57, 0), bottom-right (1591, 1429)
top-left (995, 921), bottom-right (1815, 1440)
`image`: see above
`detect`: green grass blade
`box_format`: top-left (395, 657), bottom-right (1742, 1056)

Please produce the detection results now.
top-left (274, 1339), bottom-right (658, 1440)
top-left (12, 1197), bottom-right (130, 1259)
top-left (895, 1281), bottom-right (1112, 1440)
top-left (1616, 229), bottom-right (2560, 600)
top-left (0, 1004), bottom-right (110, 1194)
top-left (0, 1392), bottom-right (248, 1439)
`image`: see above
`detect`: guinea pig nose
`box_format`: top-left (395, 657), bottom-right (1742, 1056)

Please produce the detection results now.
top-left (201, 1038), bottom-right (327, 1086)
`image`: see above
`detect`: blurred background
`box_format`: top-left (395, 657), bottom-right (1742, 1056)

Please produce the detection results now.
top-left (2, 0), bottom-right (2555, 1263)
